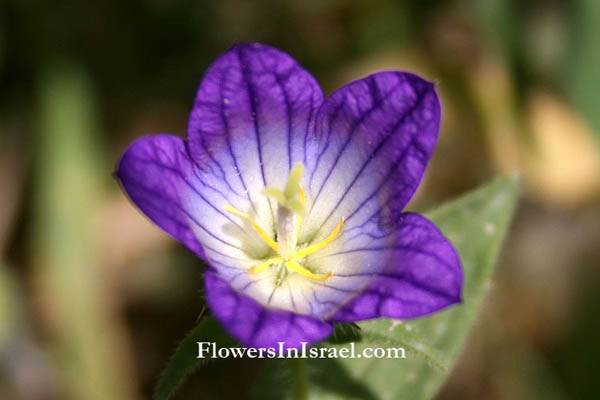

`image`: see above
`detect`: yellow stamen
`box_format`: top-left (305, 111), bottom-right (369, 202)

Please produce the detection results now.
top-left (223, 205), bottom-right (278, 252)
top-left (293, 217), bottom-right (344, 259)
top-left (226, 165), bottom-right (342, 283)
top-left (250, 257), bottom-right (282, 274)
top-left (285, 260), bottom-right (333, 281)
top-left (298, 184), bottom-right (306, 207)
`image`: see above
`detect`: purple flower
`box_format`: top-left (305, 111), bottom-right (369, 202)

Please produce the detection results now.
top-left (116, 43), bottom-right (462, 350)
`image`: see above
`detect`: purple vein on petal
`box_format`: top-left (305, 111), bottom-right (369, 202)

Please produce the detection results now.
top-left (123, 174), bottom-right (239, 250)
top-left (286, 281), bottom-right (297, 312)
top-left (267, 285), bottom-right (279, 305)
top-left (308, 98), bottom-right (347, 189)
top-left (201, 243), bottom-right (250, 264)
top-left (235, 46), bottom-right (270, 193)
top-left (271, 69), bottom-right (295, 171)
top-left (324, 244), bottom-right (456, 271)
top-left (217, 63), bottom-right (259, 215)
top-left (126, 150), bottom-right (249, 235)
top-left (303, 94), bottom-right (319, 166)
top-left (312, 85), bottom-right (430, 234)
top-left (340, 275), bottom-right (459, 304)
top-left (193, 137), bottom-right (241, 198)
top-left (308, 77), bottom-right (405, 214)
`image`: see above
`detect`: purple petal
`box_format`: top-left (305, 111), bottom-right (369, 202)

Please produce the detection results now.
top-left (187, 43), bottom-right (324, 225)
top-left (318, 213), bottom-right (462, 321)
top-left (115, 134), bottom-right (327, 319)
top-left (204, 269), bottom-right (333, 349)
top-left (302, 72), bottom-right (440, 243)
top-left (116, 134), bottom-right (270, 266)
top-left (115, 134), bottom-right (206, 258)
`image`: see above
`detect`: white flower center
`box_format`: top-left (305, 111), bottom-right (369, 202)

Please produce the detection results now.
top-left (224, 163), bottom-right (344, 282)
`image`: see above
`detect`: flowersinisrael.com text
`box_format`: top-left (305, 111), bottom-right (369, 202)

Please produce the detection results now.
top-left (197, 342), bottom-right (406, 359)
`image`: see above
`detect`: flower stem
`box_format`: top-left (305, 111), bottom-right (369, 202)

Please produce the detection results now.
top-left (288, 358), bottom-right (308, 400)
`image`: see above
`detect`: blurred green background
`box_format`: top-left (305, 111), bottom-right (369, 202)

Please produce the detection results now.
top-left (1, 0), bottom-right (600, 399)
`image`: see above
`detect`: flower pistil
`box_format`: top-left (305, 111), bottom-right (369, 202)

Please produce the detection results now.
top-left (224, 163), bottom-right (343, 281)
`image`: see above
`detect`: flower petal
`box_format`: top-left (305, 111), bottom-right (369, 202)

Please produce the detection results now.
top-left (187, 43), bottom-right (324, 229)
top-left (116, 134), bottom-right (267, 264)
top-left (204, 269), bottom-right (333, 349)
top-left (116, 135), bottom-right (320, 314)
top-left (302, 72), bottom-right (440, 244)
top-left (308, 212), bottom-right (462, 321)
top-left (116, 134), bottom-right (206, 258)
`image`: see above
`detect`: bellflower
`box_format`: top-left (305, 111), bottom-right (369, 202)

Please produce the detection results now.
top-left (116, 43), bottom-right (462, 350)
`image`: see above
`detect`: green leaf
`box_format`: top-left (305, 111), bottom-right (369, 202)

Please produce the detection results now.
top-left (154, 316), bottom-right (237, 400)
top-left (357, 318), bottom-right (448, 373)
top-left (328, 174), bottom-right (520, 399)
top-left (254, 175), bottom-right (519, 400)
